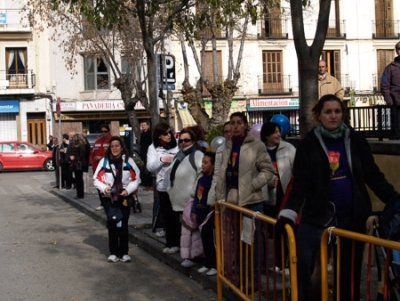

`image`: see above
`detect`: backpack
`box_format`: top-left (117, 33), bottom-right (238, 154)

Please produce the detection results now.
top-left (102, 157), bottom-right (134, 172)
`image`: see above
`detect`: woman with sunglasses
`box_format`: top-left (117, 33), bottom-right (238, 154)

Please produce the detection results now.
top-left (168, 128), bottom-right (204, 267)
top-left (147, 122), bottom-right (180, 254)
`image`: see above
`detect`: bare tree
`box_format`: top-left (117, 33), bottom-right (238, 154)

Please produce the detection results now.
top-left (289, 0), bottom-right (331, 136)
top-left (175, 0), bottom-right (258, 131)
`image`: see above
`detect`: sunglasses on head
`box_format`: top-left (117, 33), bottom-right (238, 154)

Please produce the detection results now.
top-left (161, 130), bottom-right (171, 136)
top-left (178, 138), bottom-right (192, 143)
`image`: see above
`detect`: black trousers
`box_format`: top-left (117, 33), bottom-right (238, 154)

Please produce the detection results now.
top-left (201, 216), bottom-right (216, 269)
top-left (158, 191), bottom-right (181, 248)
top-left (61, 163), bottom-right (73, 188)
top-left (74, 170), bottom-right (84, 198)
top-left (104, 199), bottom-right (131, 257)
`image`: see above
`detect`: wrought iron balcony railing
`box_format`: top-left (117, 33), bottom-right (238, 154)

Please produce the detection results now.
top-left (258, 74), bottom-right (292, 95)
top-left (372, 19), bottom-right (400, 39)
top-left (326, 20), bottom-right (346, 39)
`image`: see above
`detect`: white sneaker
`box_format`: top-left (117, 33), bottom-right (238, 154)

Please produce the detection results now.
top-left (107, 255), bottom-right (119, 263)
top-left (121, 255), bottom-right (131, 263)
top-left (281, 268), bottom-right (290, 276)
top-left (327, 263), bottom-right (333, 272)
top-left (181, 259), bottom-right (195, 268)
top-left (95, 205), bottom-right (103, 211)
top-left (167, 246), bottom-right (179, 254)
top-left (163, 247), bottom-right (170, 254)
top-left (269, 266), bottom-right (280, 273)
top-left (198, 266), bottom-right (209, 273)
top-left (206, 268), bottom-right (217, 276)
top-left (155, 230), bottom-right (165, 237)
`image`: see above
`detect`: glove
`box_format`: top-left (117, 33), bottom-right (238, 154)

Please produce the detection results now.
top-left (275, 216), bottom-right (294, 235)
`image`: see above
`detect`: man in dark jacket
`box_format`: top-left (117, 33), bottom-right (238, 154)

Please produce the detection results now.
top-left (381, 41), bottom-right (400, 106)
top-left (51, 137), bottom-right (60, 188)
top-left (140, 120), bottom-right (153, 190)
top-left (382, 41), bottom-right (400, 138)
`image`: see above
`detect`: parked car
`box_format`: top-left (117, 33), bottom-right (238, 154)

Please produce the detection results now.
top-left (86, 133), bottom-right (102, 149)
top-left (0, 141), bottom-right (54, 172)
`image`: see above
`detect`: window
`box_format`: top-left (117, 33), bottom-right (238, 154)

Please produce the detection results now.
top-left (327, 0), bottom-right (342, 38)
top-left (202, 51), bottom-right (223, 95)
top-left (121, 56), bottom-right (141, 79)
top-left (374, 0), bottom-right (394, 38)
top-left (84, 56), bottom-right (110, 90)
top-left (261, 6), bottom-right (283, 38)
top-left (262, 51), bottom-right (282, 93)
top-left (6, 48), bottom-right (27, 88)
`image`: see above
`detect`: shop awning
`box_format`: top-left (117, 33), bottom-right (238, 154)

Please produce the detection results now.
top-left (177, 109), bottom-right (197, 127)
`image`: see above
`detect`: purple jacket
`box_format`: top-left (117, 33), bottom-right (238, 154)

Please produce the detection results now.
top-left (381, 56), bottom-right (400, 106)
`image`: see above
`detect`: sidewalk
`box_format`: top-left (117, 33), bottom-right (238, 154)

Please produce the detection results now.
top-left (46, 183), bottom-right (235, 300)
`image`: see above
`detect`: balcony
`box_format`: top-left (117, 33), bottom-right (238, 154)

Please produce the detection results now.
top-left (0, 9), bottom-right (31, 33)
top-left (372, 19), bottom-right (400, 39)
top-left (0, 70), bottom-right (36, 95)
top-left (258, 18), bottom-right (288, 39)
top-left (258, 74), bottom-right (292, 95)
top-left (326, 20), bottom-right (346, 39)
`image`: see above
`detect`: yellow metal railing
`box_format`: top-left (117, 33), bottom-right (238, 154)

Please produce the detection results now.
top-left (215, 201), bottom-right (298, 301)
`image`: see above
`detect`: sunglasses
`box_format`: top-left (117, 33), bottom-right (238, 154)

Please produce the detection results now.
top-left (101, 130), bottom-right (108, 133)
top-left (161, 130), bottom-right (171, 136)
top-left (178, 138), bottom-right (192, 143)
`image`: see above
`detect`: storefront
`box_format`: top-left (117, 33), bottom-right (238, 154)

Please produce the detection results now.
top-left (0, 100), bottom-right (19, 140)
top-left (247, 97), bottom-right (300, 135)
top-left (52, 99), bottom-right (158, 135)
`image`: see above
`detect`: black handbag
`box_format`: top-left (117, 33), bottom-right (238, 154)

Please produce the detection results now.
top-left (70, 160), bottom-right (82, 171)
top-left (107, 206), bottom-right (123, 223)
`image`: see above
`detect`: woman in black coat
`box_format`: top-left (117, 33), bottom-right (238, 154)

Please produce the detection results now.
top-left (276, 94), bottom-right (399, 301)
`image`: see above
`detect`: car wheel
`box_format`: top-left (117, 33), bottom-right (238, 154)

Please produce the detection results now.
top-left (44, 159), bottom-right (55, 171)
top-left (0, 162), bottom-right (3, 172)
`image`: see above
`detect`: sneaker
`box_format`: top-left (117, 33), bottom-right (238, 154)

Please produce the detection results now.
top-left (167, 246), bottom-right (179, 254)
top-left (95, 205), bottom-right (103, 211)
top-left (281, 268), bottom-right (290, 276)
top-left (198, 266), bottom-right (209, 273)
top-left (181, 259), bottom-right (195, 268)
top-left (163, 247), bottom-right (171, 254)
top-left (121, 255), bottom-right (131, 263)
top-left (269, 266), bottom-right (281, 273)
top-left (155, 230), bottom-right (166, 238)
top-left (327, 263), bottom-right (333, 272)
top-left (206, 268), bottom-right (217, 276)
top-left (107, 255), bottom-right (119, 263)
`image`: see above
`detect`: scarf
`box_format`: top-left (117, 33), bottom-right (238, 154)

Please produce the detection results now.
top-left (170, 145), bottom-right (196, 187)
top-left (317, 122), bottom-right (348, 139)
top-left (109, 155), bottom-right (124, 202)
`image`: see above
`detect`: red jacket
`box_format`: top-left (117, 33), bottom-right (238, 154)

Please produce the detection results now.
top-left (90, 134), bottom-right (112, 172)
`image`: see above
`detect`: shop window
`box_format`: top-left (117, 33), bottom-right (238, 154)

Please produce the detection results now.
top-left (84, 56), bottom-right (110, 90)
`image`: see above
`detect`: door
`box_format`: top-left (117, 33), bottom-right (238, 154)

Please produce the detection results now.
top-left (0, 142), bottom-right (18, 169)
top-left (321, 50), bottom-right (341, 83)
top-left (27, 118), bottom-right (46, 149)
top-left (16, 142), bottom-right (41, 169)
top-left (262, 51), bottom-right (283, 93)
top-left (375, 0), bottom-right (394, 37)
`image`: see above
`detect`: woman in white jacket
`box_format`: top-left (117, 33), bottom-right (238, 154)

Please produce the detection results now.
top-left (93, 136), bottom-right (141, 263)
top-left (168, 128), bottom-right (203, 265)
top-left (146, 122), bottom-right (179, 254)
top-left (260, 121), bottom-right (296, 274)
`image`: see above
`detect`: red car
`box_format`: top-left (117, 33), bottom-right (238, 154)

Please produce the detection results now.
top-left (0, 141), bottom-right (54, 171)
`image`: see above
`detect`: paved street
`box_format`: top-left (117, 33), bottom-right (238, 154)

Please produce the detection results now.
top-left (0, 171), bottom-right (220, 301)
